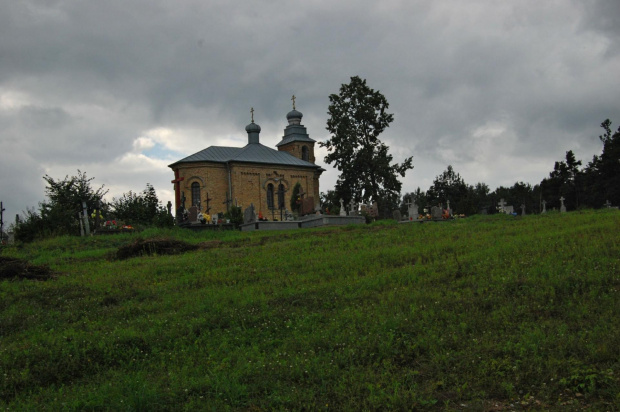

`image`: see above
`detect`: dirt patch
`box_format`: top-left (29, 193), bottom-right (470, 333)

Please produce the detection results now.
top-left (0, 256), bottom-right (55, 281)
top-left (116, 238), bottom-right (199, 260)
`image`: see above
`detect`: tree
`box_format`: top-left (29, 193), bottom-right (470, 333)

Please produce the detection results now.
top-left (111, 183), bottom-right (170, 227)
top-left (320, 76), bottom-right (413, 216)
top-left (541, 150), bottom-right (582, 210)
top-left (582, 119), bottom-right (620, 207)
top-left (290, 182), bottom-right (302, 214)
top-left (14, 170), bottom-right (108, 240)
top-left (426, 165), bottom-right (469, 213)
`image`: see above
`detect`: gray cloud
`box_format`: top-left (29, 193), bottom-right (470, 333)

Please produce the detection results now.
top-left (1, 0), bottom-right (618, 223)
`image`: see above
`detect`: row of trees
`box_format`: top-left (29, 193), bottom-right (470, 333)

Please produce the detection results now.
top-left (401, 119), bottom-right (620, 216)
top-left (14, 172), bottom-right (173, 242)
top-left (321, 76), bottom-right (619, 218)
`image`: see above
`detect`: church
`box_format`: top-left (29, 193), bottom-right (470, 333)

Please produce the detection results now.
top-left (168, 102), bottom-right (324, 219)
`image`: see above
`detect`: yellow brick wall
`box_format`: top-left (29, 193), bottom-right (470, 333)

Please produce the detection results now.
top-left (277, 142), bottom-right (316, 164)
top-left (173, 162), bottom-right (323, 220)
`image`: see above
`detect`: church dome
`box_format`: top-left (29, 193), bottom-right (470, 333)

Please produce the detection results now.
top-left (245, 122), bottom-right (261, 133)
top-left (286, 109), bottom-right (303, 121)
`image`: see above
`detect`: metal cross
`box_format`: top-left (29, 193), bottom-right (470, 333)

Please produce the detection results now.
top-left (205, 192), bottom-right (213, 213)
top-left (250, 107), bottom-right (254, 123)
top-left (291, 95), bottom-right (296, 110)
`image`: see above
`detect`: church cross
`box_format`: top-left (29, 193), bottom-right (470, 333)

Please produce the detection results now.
top-left (291, 95), bottom-right (296, 110)
top-left (250, 107), bottom-right (254, 123)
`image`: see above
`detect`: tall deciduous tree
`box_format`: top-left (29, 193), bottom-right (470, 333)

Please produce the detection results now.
top-left (320, 76), bottom-right (413, 215)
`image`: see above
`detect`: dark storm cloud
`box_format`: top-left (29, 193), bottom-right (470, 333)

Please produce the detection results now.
top-left (1, 0), bottom-right (619, 222)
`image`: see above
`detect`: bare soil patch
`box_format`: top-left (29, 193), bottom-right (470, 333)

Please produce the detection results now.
top-left (0, 256), bottom-right (55, 281)
top-left (116, 238), bottom-right (199, 260)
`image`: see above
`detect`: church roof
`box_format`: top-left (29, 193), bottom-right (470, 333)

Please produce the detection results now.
top-left (169, 105), bottom-right (323, 170)
top-left (169, 142), bottom-right (321, 169)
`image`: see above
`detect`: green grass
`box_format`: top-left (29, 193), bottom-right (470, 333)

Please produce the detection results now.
top-left (1, 210), bottom-right (619, 410)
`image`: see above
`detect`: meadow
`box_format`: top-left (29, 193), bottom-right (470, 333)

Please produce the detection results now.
top-left (1, 210), bottom-right (619, 410)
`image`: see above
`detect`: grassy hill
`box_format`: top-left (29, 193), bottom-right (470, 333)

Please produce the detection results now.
top-left (1, 210), bottom-right (619, 410)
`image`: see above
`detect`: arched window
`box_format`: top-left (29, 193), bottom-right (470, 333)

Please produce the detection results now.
top-left (267, 184), bottom-right (274, 209)
top-left (277, 184), bottom-right (285, 209)
top-left (301, 146), bottom-right (309, 161)
top-left (191, 182), bottom-right (201, 207)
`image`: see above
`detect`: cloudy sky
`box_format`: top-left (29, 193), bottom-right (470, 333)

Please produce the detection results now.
top-left (1, 0), bottom-right (619, 223)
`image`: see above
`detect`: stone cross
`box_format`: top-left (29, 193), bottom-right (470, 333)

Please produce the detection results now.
top-left (541, 200), bottom-right (546, 214)
top-left (498, 198), bottom-right (506, 212)
top-left (605, 200), bottom-right (612, 208)
top-left (560, 196), bottom-right (566, 213)
top-left (446, 200), bottom-right (451, 216)
top-left (520, 204), bottom-right (526, 216)
top-left (339, 198), bottom-right (346, 216)
top-left (349, 199), bottom-right (356, 216)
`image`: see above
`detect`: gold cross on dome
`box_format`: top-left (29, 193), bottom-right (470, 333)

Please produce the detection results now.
top-left (250, 107), bottom-right (254, 123)
top-left (291, 95), bottom-right (296, 110)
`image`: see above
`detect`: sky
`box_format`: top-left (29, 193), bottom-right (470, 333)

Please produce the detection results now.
top-left (1, 0), bottom-right (619, 226)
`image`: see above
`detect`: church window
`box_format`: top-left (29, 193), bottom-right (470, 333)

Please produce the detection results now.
top-left (302, 146), bottom-right (309, 161)
top-left (191, 182), bottom-right (201, 206)
top-left (277, 184), bottom-right (285, 209)
top-left (267, 184), bottom-right (274, 209)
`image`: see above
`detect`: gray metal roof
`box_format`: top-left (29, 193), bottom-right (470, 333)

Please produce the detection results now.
top-left (275, 124), bottom-right (316, 147)
top-left (169, 143), bottom-right (322, 169)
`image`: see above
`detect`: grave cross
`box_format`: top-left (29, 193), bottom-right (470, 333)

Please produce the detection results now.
top-left (205, 192), bottom-right (213, 213)
top-left (223, 191), bottom-right (232, 211)
top-left (559, 196), bottom-right (566, 213)
top-left (0, 202), bottom-right (5, 242)
top-left (498, 198), bottom-right (506, 211)
top-left (541, 200), bottom-right (547, 213)
top-left (605, 200), bottom-right (612, 208)
top-left (170, 176), bottom-right (185, 209)
top-left (349, 198), bottom-right (356, 216)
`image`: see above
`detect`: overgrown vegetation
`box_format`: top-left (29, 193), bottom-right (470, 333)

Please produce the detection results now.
top-left (1, 210), bottom-right (618, 410)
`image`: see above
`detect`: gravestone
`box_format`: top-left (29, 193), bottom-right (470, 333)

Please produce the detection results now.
top-left (167, 201), bottom-right (172, 216)
top-left (244, 204), bottom-right (256, 224)
top-left (301, 197), bottom-right (315, 215)
top-left (604, 200), bottom-right (612, 208)
top-left (504, 205), bottom-right (514, 214)
top-left (348, 199), bottom-right (357, 216)
top-left (369, 202), bottom-right (379, 218)
top-left (339, 198), bottom-right (347, 216)
top-left (188, 206), bottom-right (199, 223)
top-left (520, 204), bottom-right (526, 216)
top-left (359, 204), bottom-right (368, 215)
top-left (406, 198), bottom-right (419, 219)
top-left (560, 196), bottom-right (566, 213)
top-left (392, 210), bottom-right (402, 221)
top-left (446, 200), bottom-right (452, 217)
top-left (431, 205), bottom-right (443, 220)
top-left (541, 200), bottom-right (547, 214)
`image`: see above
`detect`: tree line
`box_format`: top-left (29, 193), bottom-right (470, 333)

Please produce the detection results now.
top-left (398, 119), bottom-right (620, 216)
